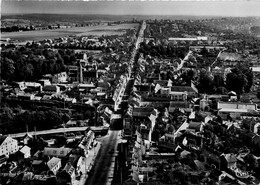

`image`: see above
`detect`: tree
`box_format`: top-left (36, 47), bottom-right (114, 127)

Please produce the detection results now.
top-left (197, 70), bottom-right (214, 94)
top-left (226, 70), bottom-right (247, 94)
top-left (1, 57), bottom-right (15, 81)
top-left (0, 106), bottom-right (14, 131)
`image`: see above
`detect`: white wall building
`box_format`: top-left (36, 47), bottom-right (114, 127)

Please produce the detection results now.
top-left (0, 136), bottom-right (19, 156)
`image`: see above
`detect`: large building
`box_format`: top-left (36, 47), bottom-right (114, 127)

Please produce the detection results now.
top-left (0, 136), bottom-right (19, 156)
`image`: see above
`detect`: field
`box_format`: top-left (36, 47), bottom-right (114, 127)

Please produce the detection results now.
top-left (1, 23), bottom-right (139, 42)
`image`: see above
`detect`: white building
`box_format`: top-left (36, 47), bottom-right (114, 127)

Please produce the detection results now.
top-left (19, 145), bottom-right (31, 158)
top-left (47, 157), bottom-right (61, 175)
top-left (0, 136), bottom-right (19, 156)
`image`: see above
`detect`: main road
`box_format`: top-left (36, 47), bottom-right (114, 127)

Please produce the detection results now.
top-left (86, 130), bottom-right (120, 185)
top-left (85, 21), bottom-right (146, 185)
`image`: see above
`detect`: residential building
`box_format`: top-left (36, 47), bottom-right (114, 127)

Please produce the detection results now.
top-left (132, 107), bottom-right (158, 142)
top-left (68, 65), bottom-right (79, 82)
top-left (218, 102), bottom-right (258, 118)
top-left (171, 83), bottom-right (198, 99)
top-left (0, 136), bottom-right (19, 156)
top-left (19, 145), bottom-right (31, 158)
top-left (56, 162), bottom-right (76, 185)
top-left (43, 147), bottom-right (72, 158)
top-left (47, 157), bottom-right (62, 175)
top-left (41, 85), bottom-right (60, 95)
top-left (52, 72), bottom-right (68, 83)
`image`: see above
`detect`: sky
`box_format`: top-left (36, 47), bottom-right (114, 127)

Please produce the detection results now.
top-left (2, 0), bottom-right (260, 17)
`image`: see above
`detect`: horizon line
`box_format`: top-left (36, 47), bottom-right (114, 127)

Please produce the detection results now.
top-left (2, 13), bottom-right (260, 18)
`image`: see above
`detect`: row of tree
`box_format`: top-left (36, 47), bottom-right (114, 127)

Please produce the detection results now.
top-left (0, 47), bottom-right (77, 81)
top-left (0, 105), bottom-right (70, 134)
top-left (139, 41), bottom-right (189, 58)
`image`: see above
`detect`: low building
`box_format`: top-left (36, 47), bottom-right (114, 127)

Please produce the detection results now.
top-left (44, 147), bottom-right (72, 158)
top-left (171, 83), bottom-right (198, 99)
top-left (52, 72), bottom-right (68, 83)
top-left (47, 157), bottom-right (62, 175)
top-left (218, 102), bottom-right (257, 118)
top-left (132, 107), bottom-right (158, 142)
top-left (56, 162), bottom-right (76, 185)
top-left (19, 145), bottom-right (31, 158)
top-left (41, 85), bottom-right (60, 95)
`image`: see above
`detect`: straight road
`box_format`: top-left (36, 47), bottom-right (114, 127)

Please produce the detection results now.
top-left (86, 130), bottom-right (120, 185)
top-left (86, 21), bottom-right (146, 185)
top-left (8, 126), bottom-right (108, 138)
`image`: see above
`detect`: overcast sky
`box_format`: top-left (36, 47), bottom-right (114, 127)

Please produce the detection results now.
top-left (2, 0), bottom-right (260, 17)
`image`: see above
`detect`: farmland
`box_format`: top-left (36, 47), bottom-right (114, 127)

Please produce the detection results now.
top-left (1, 23), bottom-right (139, 42)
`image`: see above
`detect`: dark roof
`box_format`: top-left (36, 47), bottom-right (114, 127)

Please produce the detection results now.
top-left (188, 122), bottom-right (202, 131)
top-left (42, 85), bottom-right (58, 92)
top-left (171, 86), bottom-right (198, 93)
top-left (132, 107), bottom-right (156, 117)
top-left (153, 80), bottom-right (168, 87)
top-left (0, 136), bottom-right (7, 146)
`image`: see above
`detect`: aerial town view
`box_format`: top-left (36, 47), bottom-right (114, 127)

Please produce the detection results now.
top-left (1, 0), bottom-right (260, 185)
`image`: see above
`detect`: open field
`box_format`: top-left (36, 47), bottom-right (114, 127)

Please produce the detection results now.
top-left (1, 23), bottom-right (139, 42)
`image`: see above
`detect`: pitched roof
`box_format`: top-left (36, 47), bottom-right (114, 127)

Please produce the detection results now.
top-left (47, 157), bottom-right (61, 169)
top-left (171, 85), bottom-right (198, 93)
top-left (20, 145), bottom-right (31, 154)
top-left (0, 136), bottom-right (7, 146)
top-left (63, 162), bottom-right (75, 176)
top-left (42, 85), bottom-right (59, 92)
top-left (44, 147), bottom-right (72, 158)
top-left (218, 52), bottom-right (242, 61)
top-left (132, 107), bottom-right (156, 117)
top-left (224, 153), bottom-right (237, 163)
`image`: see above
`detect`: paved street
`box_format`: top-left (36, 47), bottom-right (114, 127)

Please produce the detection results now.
top-left (85, 21), bottom-right (146, 185)
top-left (86, 130), bottom-right (120, 185)
top-left (75, 141), bottom-right (101, 185)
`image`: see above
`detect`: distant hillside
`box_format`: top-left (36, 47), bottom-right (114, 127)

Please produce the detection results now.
top-left (1, 14), bottom-right (227, 24)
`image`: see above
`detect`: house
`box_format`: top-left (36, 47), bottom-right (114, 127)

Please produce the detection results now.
top-left (132, 107), bottom-right (158, 142)
top-left (169, 101), bottom-right (191, 113)
top-left (217, 102), bottom-right (257, 118)
top-left (16, 81), bottom-right (41, 91)
top-left (189, 45), bottom-right (226, 52)
top-left (78, 130), bottom-right (95, 157)
top-left (56, 162), bottom-right (76, 185)
top-left (31, 160), bottom-right (46, 173)
top-left (187, 121), bottom-right (204, 133)
top-left (23, 133), bottom-right (33, 145)
top-left (38, 79), bottom-right (51, 87)
top-left (52, 72), bottom-right (68, 83)
top-left (0, 136), bottom-right (19, 156)
top-left (158, 133), bottom-right (175, 149)
top-left (254, 122), bottom-right (260, 135)
top-left (171, 83), bottom-right (198, 99)
top-left (217, 52), bottom-right (243, 67)
top-left (47, 157), bottom-right (61, 175)
top-left (80, 63), bottom-right (98, 83)
top-left (123, 106), bottom-right (133, 137)
top-left (222, 153), bottom-right (237, 168)
top-left (65, 97), bottom-right (77, 104)
top-left (68, 65), bottom-right (79, 82)
top-left (41, 85), bottom-right (60, 95)
top-left (17, 93), bottom-right (35, 100)
top-left (44, 147), bottom-right (72, 158)
top-left (19, 145), bottom-right (31, 158)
